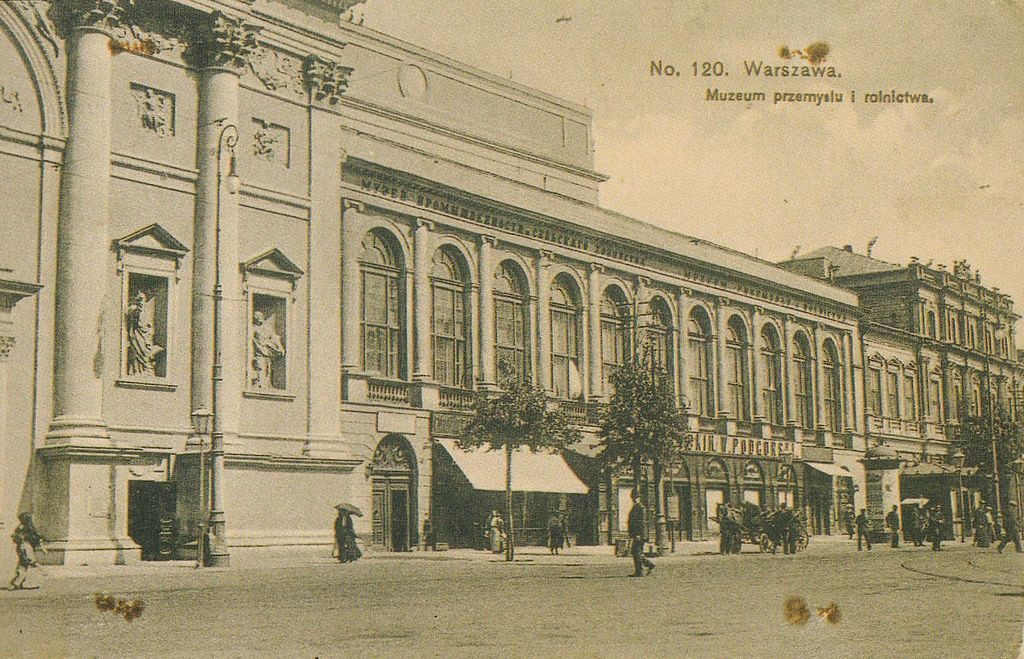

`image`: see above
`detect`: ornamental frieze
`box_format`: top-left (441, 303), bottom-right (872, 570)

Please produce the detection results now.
top-left (248, 49), bottom-right (305, 97)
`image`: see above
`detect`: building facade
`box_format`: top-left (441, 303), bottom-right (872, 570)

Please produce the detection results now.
top-left (0, 0), bottom-right (1018, 564)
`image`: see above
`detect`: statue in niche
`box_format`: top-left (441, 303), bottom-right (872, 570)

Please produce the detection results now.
top-left (126, 291), bottom-right (163, 376)
top-left (251, 309), bottom-right (285, 389)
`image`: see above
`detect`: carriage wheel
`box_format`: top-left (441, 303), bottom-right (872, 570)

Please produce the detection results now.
top-left (797, 531), bottom-right (809, 551)
top-left (758, 533), bottom-right (771, 553)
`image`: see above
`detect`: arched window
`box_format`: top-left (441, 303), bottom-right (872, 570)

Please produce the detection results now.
top-left (793, 333), bottom-right (814, 429)
top-left (725, 316), bottom-right (750, 421)
top-left (759, 325), bottom-right (783, 425)
top-left (360, 229), bottom-right (404, 378)
top-left (494, 261), bottom-right (529, 380)
top-left (687, 308), bottom-right (713, 417)
top-left (926, 310), bottom-right (937, 338)
top-left (600, 287), bottom-right (629, 394)
top-left (822, 340), bottom-right (842, 432)
top-left (550, 275), bottom-right (582, 400)
top-left (431, 247), bottom-right (470, 387)
top-left (647, 297), bottom-right (673, 376)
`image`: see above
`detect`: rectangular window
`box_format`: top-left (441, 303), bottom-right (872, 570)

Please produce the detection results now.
top-left (495, 298), bottom-right (527, 380)
top-left (903, 374), bottom-right (917, 419)
top-left (726, 345), bottom-right (749, 421)
top-left (867, 368), bottom-right (882, 416)
top-left (795, 364), bottom-right (811, 429)
top-left (929, 379), bottom-right (942, 422)
top-left (761, 352), bottom-right (780, 425)
top-left (551, 309), bottom-right (578, 399)
top-left (886, 371), bottom-right (900, 418)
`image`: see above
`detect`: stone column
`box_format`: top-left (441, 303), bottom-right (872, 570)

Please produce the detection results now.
top-left (750, 308), bottom-right (763, 421)
top-left (842, 332), bottom-right (855, 431)
top-left (782, 316), bottom-right (795, 425)
top-left (340, 200), bottom-right (363, 373)
top-left (48, 1), bottom-right (129, 444)
top-left (413, 219), bottom-right (433, 381)
top-left (676, 289), bottom-right (689, 409)
top-left (812, 324), bottom-right (825, 429)
top-left (536, 252), bottom-right (552, 391)
top-left (187, 10), bottom-right (260, 568)
top-left (715, 300), bottom-right (729, 418)
top-left (478, 236), bottom-right (497, 387)
top-left (587, 264), bottom-right (603, 401)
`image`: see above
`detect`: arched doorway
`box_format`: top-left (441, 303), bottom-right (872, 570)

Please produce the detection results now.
top-left (369, 435), bottom-right (417, 552)
top-left (704, 459), bottom-right (729, 533)
top-left (742, 462), bottom-right (765, 506)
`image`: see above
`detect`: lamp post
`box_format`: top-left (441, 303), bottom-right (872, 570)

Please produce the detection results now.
top-left (206, 123), bottom-right (240, 568)
top-left (952, 448), bottom-right (966, 543)
top-left (191, 408), bottom-right (211, 567)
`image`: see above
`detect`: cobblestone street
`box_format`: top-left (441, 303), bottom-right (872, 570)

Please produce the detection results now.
top-left (2, 539), bottom-right (1021, 657)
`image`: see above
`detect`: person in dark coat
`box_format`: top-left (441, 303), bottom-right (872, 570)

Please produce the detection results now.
top-left (928, 507), bottom-right (945, 551)
top-left (855, 509), bottom-right (871, 551)
top-left (547, 514), bottom-right (566, 555)
top-left (776, 502), bottom-right (796, 555)
top-left (997, 502), bottom-right (1023, 553)
top-left (973, 506), bottom-right (993, 547)
top-left (886, 506), bottom-right (901, 548)
top-left (9, 512), bottom-right (46, 590)
top-left (334, 509), bottom-right (361, 563)
top-left (627, 490), bottom-right (655, 576)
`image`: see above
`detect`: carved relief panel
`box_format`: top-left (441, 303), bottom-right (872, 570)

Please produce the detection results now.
top-left (130, 83), bottom-right (175, 137)
top-left (251, 118), bottom-right (290, 168)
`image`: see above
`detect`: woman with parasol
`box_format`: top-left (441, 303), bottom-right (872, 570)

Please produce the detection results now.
top-left (333, 503), bottom-right (363, 563)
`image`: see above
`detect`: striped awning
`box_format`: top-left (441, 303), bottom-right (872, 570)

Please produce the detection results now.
top-left (436, 438), bottom-right (590, 494)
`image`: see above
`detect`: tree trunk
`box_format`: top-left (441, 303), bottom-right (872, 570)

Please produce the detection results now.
top-left (654, 457), bottom-right (667, 555)
top-left (505, 442), bottom-right (514, 562)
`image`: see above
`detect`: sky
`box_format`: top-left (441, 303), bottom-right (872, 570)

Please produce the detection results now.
top-left (358, 1), bottom-right (1024, 307)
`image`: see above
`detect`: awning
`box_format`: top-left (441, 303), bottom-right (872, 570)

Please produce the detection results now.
top-left (804, 462), bottom-right (854, 478)
top-left (901, 462), bottom-right (957, 477)
top-left (435, 438), bottom-right (590, 494)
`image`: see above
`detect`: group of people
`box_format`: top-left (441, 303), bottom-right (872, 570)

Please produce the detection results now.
top-left (884, 504), bottom-right (947, 551)
top-left (714, 502), bottom-right (803, 555)
top-left (547, 513), bottom-right (571, 555)
top-left (972, 501), bottom-right (1022, 553)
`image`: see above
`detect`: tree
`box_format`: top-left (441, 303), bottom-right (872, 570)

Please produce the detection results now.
top-left (955, 401), bottom-right (1023, 517)
top-left (597, 354), bottom-right (689, 553)
top-left (458, 369), bottom-right (580, 561)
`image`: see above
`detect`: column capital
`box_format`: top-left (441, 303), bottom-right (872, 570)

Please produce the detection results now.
top-left (186, 11), bottom-right (260, 71)
top-left (0, 336), bottom-right (14, 360)
top-left (50, 0), bottom-right (133, 38)
top-left (716, 296), bottom-right (730, 309)
top-left (304, 54), bottom-right (354, 105)
top-left (538, 249), bottom-right (554, 265)
top-left (342, 198), bottom-right (364, 213)
top-left (480, 234), bottom-right (498, 248)
top-left (415, 217), bottom-right (435, 231)
top-left (678, 286), bottom-right (692, 298)
top-left (589, 262), bottom-right (605, 274)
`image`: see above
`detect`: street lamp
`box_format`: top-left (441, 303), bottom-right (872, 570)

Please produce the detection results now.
top-left (191, 408), bottom-right (211, 567)
top-left (205, 122), bottom-right (239, 568)
top-left (952, 448), bottom-right (966, 543)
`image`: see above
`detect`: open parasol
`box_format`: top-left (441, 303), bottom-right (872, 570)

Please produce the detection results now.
top-left (334, 503), bottom-right (363, 517)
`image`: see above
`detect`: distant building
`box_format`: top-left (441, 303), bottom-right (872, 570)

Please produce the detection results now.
top-left (0, 1), bottom-right (1018, 564)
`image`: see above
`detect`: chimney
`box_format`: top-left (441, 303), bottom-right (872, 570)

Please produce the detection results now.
top-left (843, 245), bottom-right (853, 252)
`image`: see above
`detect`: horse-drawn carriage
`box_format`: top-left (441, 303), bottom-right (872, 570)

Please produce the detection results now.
top-left (715, 502), bottom-right (810, 554)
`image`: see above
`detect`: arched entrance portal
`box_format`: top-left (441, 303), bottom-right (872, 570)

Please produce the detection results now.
top-left (369, 435), bottom-right (417, 552)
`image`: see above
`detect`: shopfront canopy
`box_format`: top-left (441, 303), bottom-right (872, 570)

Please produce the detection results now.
top-left (804, 462), bottom-right (854, 478)
top-left (436, 438), bottom-right (590, 494)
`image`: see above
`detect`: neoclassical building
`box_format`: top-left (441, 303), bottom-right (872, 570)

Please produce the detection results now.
top-left (0, 0), bottom-right (1017, 564)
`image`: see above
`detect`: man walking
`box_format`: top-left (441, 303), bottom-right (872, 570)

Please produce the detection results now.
top-left (855, 508), bottom-right (871, 551)
top-left (929, 506), bottom-right (945, 551)
top-left (886, 505), bottom-right (901, 548)
top-left (628, 490), bottom-right (655, 577)
top-left (997, 501), bottom-right (1023, 553)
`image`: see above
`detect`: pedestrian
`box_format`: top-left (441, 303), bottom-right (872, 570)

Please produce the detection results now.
top-left (920, 506), bottom-right (933, 547)
top-left (547, 513), bottom-right (565, 555)
top-left (487, 510), bottom-right (505, 554)
top-left (928, 507), bottom-right (945, 551)
top-left (973, 506), bottom-right (992, 547)
top-left (842, 505), bottom-right (855, 540)
top-left (334, 507), bottom-right (361, 563)
top-left (422, 513), bottom-right (436, 551)
top-left (777, 502), bottom-right (796, 555)
top-left (855, 508), bottom-right (871, 551)
top-left (997, 501), bottom-right (1023, 553)
top-left (886, 505), bottom-right (901, 548)
top-left (9, 512), bottom-right (46, 590)
top-left (628, 490), bottom-right (655, 577)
